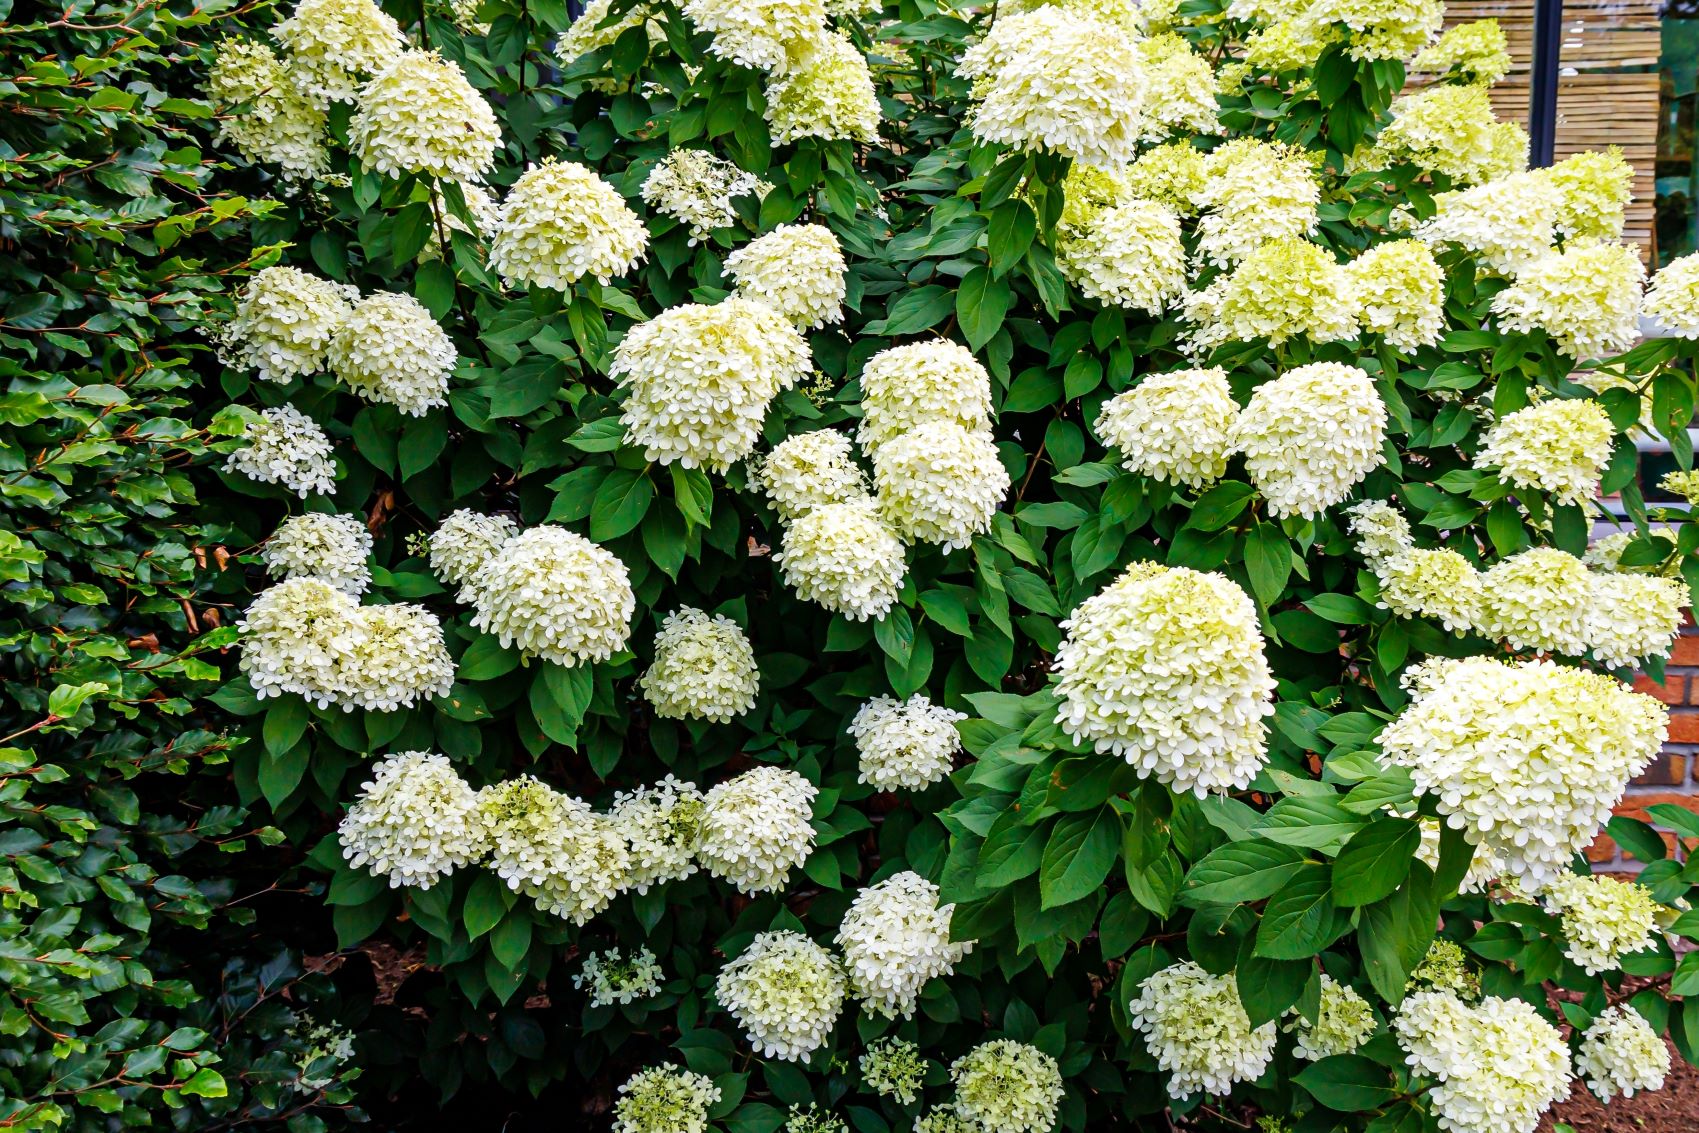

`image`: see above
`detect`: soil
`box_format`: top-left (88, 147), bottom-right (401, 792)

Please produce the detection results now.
top-left (1540, 1042), bottom-right (1699, 1132)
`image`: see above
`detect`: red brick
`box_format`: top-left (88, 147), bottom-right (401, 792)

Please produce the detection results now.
top-left (1613, 793), bottom-right (1699, 825)
top-left (1633, 753), bottom-right (1689, 787)
top-left (1670, 635), bottom-right (1699, 666)
top-left (1585, 834), bottom-right (1618, 863)
top-left (1666, 713), bottom-right (1699, 744)
top-left (1634, 673), bottom-right (1685, 704)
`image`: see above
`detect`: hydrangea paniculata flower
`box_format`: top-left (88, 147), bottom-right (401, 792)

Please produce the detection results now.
top-left (262, 512), bottom-right (372, 595)
top-left (465, 525), bottom-right (636, 666)
top-left (698, 766), bottom-right (818, 894)
top-left (427, 510), bottom-right (519, 596)
top-left (949, 1039), bottom-right (1064, 1133)
top-left (326, 291), bottom-right (457, 416)
top-left (1394, 990), bottom-right (1572, 1133)
top-left (639, 606), bottom-right (761, 722)
top-left (613, 1065), bottom-right (720, 1133)
top-left (1576, 1007), bottom-right (1670, 1103)
top-left (774, 498), bottom-right (908, 621)
top-left (856, 341), bottom-right (994, 452)
top-left (1540, 873), bottom-right (1663, 975)
top-left (764, 32), bottom-right (882, 144)
top-left (338, 751), bottom-right (487, 888)
top-left (349, 50), bottom-right (500, 181)
top-left (574, 947), bottom-right (666, 1007)
top-left (724, 223), bottom-right (847, 329)
top-left (610, 775), bottom-right (706, 892)
top-left (849, 694), bottom-right (965, 791)
top-left (274, 0), bottom-right (405, 105)
top-left (489, 160), bottom-right (649, 290)
top-left (715, 930), bottom-right (846, 1060)
top-left (834, 871), bottom-right (972, 1018)
top-left (206, 40), bottom-right (330, 180)
top-left (1228, 361), bottom-right (1387, 520)
top-left (872, 421), bottom-right (1010, 551)
top-left (1490, 241), bottom-right (1645, 360)
top-left (753, 430), bottom-right (868, 520)
top-left (1094, 368), bottom-right (1237, 490)
top-left (216, 266), bottom-right (354, 384)
top-left (226, 405), bottom-right (338, 498)
top-left (1128, 961), bottom-right (1278, 1098)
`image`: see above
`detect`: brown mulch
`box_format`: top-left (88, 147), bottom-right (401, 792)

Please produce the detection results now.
top-left (1540, 1042), bottom-right (1699, 1132)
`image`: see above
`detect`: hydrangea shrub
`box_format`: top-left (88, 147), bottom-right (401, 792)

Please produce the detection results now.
top-left (200, 0), bottom-right (1699, 1127)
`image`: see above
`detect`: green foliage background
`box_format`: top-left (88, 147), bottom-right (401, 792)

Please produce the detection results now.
top-left (12, 0), bottom-right (1699, 1129)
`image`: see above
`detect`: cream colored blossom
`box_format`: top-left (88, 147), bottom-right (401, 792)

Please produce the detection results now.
top-left (576, 947), bottom-right (665, 1008)
top-left (1416, 170), bottom-right (1561, 275)
top-left (1192, 138), bottom-right (1319, 267)
top-left (1542, 873), bottom-right (1662, 975)
top-left (1379, 656), bottom-right (1666, 889)
top-left (1094, 368), bottom-right (1237, 489)
top-left (1491, 241), bottom-right (1645, 360)
top-left (753, 430), bottom-right (868, 520)
top-left (226, 405), bottom-right (338, 497)
top-left (1543, 148), bottom-right (1634, 241)
top-left (339, 751), bottom-right (487, 888)
top-left (326, 291), bottom-right (456, 416)
top-left (1477, 398), bottom-right (1613, 506)
top-left (856, 341), bottom-right (994, 452)
top-left (217, 266), bottom-right (355, 384)
top-left (764, 32), bottom-right (882, 144)
top-left (1129, 962), bottom-right (1277, 1098)
top-left (1373, 85), bottom-right (1527, 186)
top-left (609, 776), bottom-right (705, 893)
top-left (1184, 238), bottom-right (1357, 350)
top-left (558, 0), bottom-right (654, 66)
top-left (872, 421), bottom-right (1010, 551)
top-left (1348, 239), bottom-right (1445, 351)
top-left (262, 512), bottom-right (372, 594)
top-left (613, 1065), bottom-right (720, 1133)
top-left (1057, 199), bottom-right (1188, 315)
top-left (1410, 19), bottom-right (1512, 84)
top-left (612, 299), bottom-right (812, 472)
top-left (427, 510), bottom-right (519, 596)
top-left (1577, 1007), bottom-right (1670, 1103)
top-left (642, 149), bottom-right (770, 242)
top-left (489, 160), bottom-right (648, 290)
top-left (1645, 252), bottom-right (1699, 338)
top-left (1287, 976), bottom-right (1376, 1061)
top-left (274, 0), bottom-right (405, 106)
top-left (466, 525), bottom-right (636, 666)
top-left (716, 930), bottom-right (846, 1060)
top-left (1054, 562), bottom-right (1276, 796)
top-left (639, 606), bottom-right (761, 722)
top-left (850, 694), bottom-right (965, 790)
top-left (682, 0), bottom-right (827, 73)
top-left (1585, 571), bottom-right (1689, 668)
top-left (1135, 33), bottom-right (1219, 140)
top-left (958, 6), bottom-right (1148, 168)
top-left (1395, 990), bottom-right (1571, 1133)
top-left (949, 1040), bottom-right (1064, 1133)
top-left (724, 223), bottom-right (847, 329)
top-left (207, 40), bottom-right (330, 180)
top-left (698, 766), bottom-right (818, 894)
top-left (1127, 141), bottom-right (1209, 214)
top-left (774, 498), bottom-right (908, 620)
top-left (477, 777), bottom-right (631, 923)
top-left (835, 871), bottom-right (972, 1018)
top-left (350, 50), bottom-right (500, 182)
top-left (1305, 0), bottom-right (1442, 60)
top-left (1229, 362), bottom-right (1387, 520)
top-left (1478, 547), bottom-right (1593, 656)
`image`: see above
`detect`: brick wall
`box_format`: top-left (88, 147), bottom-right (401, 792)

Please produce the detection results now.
top-left (1588, 625), bottom-right (1699, 866)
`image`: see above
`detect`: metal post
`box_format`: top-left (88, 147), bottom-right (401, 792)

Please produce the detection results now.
top-left (1528, 0), bottom-right (1564, 167)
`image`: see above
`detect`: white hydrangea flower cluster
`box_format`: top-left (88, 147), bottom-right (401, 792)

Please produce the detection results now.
top-left (1347, 239), bottom-right (1445, 351)
top-left (1409, 18), bottom-right (1513, 84)
top-left (477, 777), bottom-right (630, 923)
top-left (227, 405), bottom-right (339, 497)
top-left (1576, 1007), bottom-right (1670, 1103)
top-left (1476, 397), bottom-right (1613, 507)
top-left (681, 0), bottom-right (826, 72)
top-left (1545, 147), bottom-right (1635, 240)
top-left (206, 40), bottom-right (330, 180)
top-left (856, 341), bottom-right (994, 451)
top-left (1310, 0), bottom-right (1444, 59)
top-left (273, 0), bottom-right (404, 106)
top-left (834, 871), bottom-right (973, 1018)
top-left (1127, 141), bottom-right (1209, 213)
top-left (1378, 657), bottom-right (1666, 890)
top-left (464, 525), bottom-right (636, 667)
top-left (1477, 547), bottom-right (1592, 656)
top-left (957, 6), bottom-right (1147, 169)
top-left (1412, 815), bottom-right (1510, 894)
top-left (1585, 571), bottom-right (1690, 668)
top-left (612, 299), bottom-right (811, 472)
top-left (1054, 561), bottom-right (1276, 796)
top-left (849, 694), bottom-right (965, 791)
top-left (1192, 138), bottom-right (1319, 268)
top-left (724, 223), bottom-right (847, 329)
top-left (1344, 498), bottom-right (1413, 564)
top-left (1394, 990), bottom-right (1572, 1133)
top-left (1094, 368), bottom-right (1238, 490)
top-left (574, 947), bottom-right (665, 1007)
top-left (239, 578), bottom-right (456, 711)
top-left (261, 512), bottom-right (372, 594)
top-left (556, 0), bottom-right (655, 70)
top-left (426, 509), bottom-right (519, 597)
top-left (1134, 33), bottom-right (1220, 141)
top-left (752, 430), bottom-right (868, 520)
top-left (698, 766), bottom-right (818, 894)
top-left (349, 50), bottom-right (500, 181)
top-left (764, 32), bottom-right (882, 144)
top-left (1416, 170), bottom-right (1561, 275)
top-left (326, 291), bottom-right (457, 416)
top-left (1287, 976), bottom-right (1377, 1061)
top-left (715, 929), bottom-right (847, 1060)
top-left (1540, 873), bottom-right (1663, 975)
top-left (337, 751), bottom-right (487, 889)
top-left (1490, 241), bottom-right (1646, 360)
top-left (613, 1065), bottom-right (721, 1133)
top-left (1644, 251), bottom-right (1699, 337)
top-left (1347, 503), bottom-right (1487, 632)
top-left (642, 149), bottom-right (770, 242)
top-left (1055, 199), bottom-right (1188, 315)
top-left (949, 1039), bottom-right (1064, 1133)
top-left (216, 266), bottom-right (356, 385)
top-left (1127, 962), bottom-right (1278, 1098)
top-left (774, 498), bottom-right (909, 621)
top-left (1584, 528), bottom-right (1681, 575)
top-left (1228, 362), bottom-right (1387, 520)
top-left (1665, 468), bottom-right (1699, 505)
top-left (1184, 238), bottom-right (1357, 350)
top-left (913, 1107), bottom-right (979, 1133)
top-left (860, 1037), bottom-right (926, 1105)
top-left (1371, 84), bottom-right (1527, 186)
top-left (639, 606), bottom-right (761, 722)
top-left (489, 160), bottom-right (649, 290)
top-left (610, 775), bottom-right (707, 893)
top-left (871, 421), bottom-right (1011, 551)
top-left (1408, 939), bottom-right (1482, 999)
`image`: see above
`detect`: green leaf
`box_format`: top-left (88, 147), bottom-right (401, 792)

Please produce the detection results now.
top-left (590, 468), bottom-right (654, 540)
top-left (1331, 818), bottom-right (1420, 908)
top-left (1039, 808), bottom-right (1120, 909)
top-left (460, 634), bottom-right (520, 681)
top-left (1187, 481), bottom-right (1255, 530)
top-left (529, 664), bottom-right (594, 747)
top-left (464, 872), bottom-right (509, 940)
top-left (1236, 947), bottom-right (1311, 1028)
top-left (872, 285), bottom-right (954, 335)
top-left (261, 697), bottom-right (309, 757)
top-left (179, 1067), bottom-right (228, 1098)
top-left (1253, 865), bottom-right (1340, 959)
top-left (1180, 840), bottom-right (1310, 906)
top-left (1359, 864), bottom-right (1440, 1003)
top-left (1295, 1055), bottom-right (1397, 1111)
top-left (489, 911), bottom-right (533, 970)
top-left (958, 266), bottom-right (1012, 350)
top-left (1244, 522), bottom-right (1292, 607)
top-left (987, 200), bottom-right (1038, 277)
